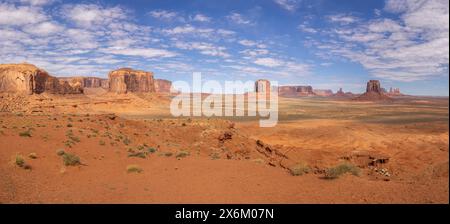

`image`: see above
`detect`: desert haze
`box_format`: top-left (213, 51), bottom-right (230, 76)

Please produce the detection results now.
top-left (0, 63), bottom-right (448, 203)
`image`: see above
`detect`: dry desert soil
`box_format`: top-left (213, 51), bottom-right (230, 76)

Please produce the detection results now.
top-left (0, 91), bottom-right (448, 203)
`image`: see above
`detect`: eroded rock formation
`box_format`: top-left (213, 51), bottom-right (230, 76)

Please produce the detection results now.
top-left (0, 63), bottom-right (83, 94)
top-left (109, 68), bottom-right (155, 94)
top-left (154, 79), bottom-right (172, 93)
top-left (278, 85), bottom-right (315, 97)
top-left (354, 80), bottom-right (391, 101)
top-left (313, 89), bottom-right (333, 97)
top-left (59, 77), bottom-right (109, 89)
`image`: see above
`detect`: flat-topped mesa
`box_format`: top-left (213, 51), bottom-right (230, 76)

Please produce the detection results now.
top-left (154, 79), bottom-right (172, 93)
top-left (108, 68), bottom-right (154, 94)
top-left (278, 85), bottom-right (315, 97)
top-left (0, 63), bottom-right (83, 94)
top-left (108, 68), bottom-right (155, 94)
top-left (313, 89), bottom-right (333, 97)
top-left (354, 80), bottom-right (391, 101)
top-left (366, 80), bottom-right (382, 93)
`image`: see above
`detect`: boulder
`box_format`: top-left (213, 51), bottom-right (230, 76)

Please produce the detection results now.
top-left (108, 68), bottom-right (155, 94)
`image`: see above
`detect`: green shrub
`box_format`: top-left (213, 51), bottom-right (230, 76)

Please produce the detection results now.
top-left (15, 155), bottom-right (25, 167)
top-left (147, 147), bottom-right (157, 153)
top-left (56, 149), bottom-right (65, 156)
top-left (126, 165), bottom-right (142, 173)
top-left (62, 153), bottom-right (81, 166)
top-left (28, 153), bottom-right (37, 159)
top-left (19, 129), bottom-right (32, 137)
top-left (99, 140), bottom-right (105, 146)
top-left (289, 163), bottom-right (311, 176)
top-left (324, 163), bottom-right (360, 179)
top-left (176, 150), bottom-right (190, 158)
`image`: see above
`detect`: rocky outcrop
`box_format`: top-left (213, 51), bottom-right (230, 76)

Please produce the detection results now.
top-left (333, 88), bottom-right (354, 98)
top-left (154, 79), bottom-right (172, 93)
top-left (278, 85), bottom-right (315, 97)
top-left (108, 68), bottom-right (155, 94)
top-left (0, 63), bottom-right (83, 94)
top-left (313, 89), bottom-right (333, 97)
top-left (387, 87), bottom-right (402, 96)
top-left (353, 80), bottom-right (391, 101)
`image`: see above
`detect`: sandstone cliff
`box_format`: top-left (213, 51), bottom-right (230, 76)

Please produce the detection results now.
top-left (313, 89), bottom-right (333, 97)
top-left (108, 68), bottom-right (155, 94)
top-left (278, 85), bottom-right (315, 97)
top-left (154, 79), bottom-right (172, 93)
top-left (0, 63), bottom-right (83, 94)
top-left (59, 77), bottom-right (109, 89)
top-left (353, 80), bottom-right (391, 101)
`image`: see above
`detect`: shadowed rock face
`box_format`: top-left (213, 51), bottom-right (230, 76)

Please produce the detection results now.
top-left (0, 63), bottom-right (83, 94)
top-left (109, 68), bottom-right (155, 94)
top-left (366, 80), bottom-right (382, 93)
top-left (278, 85), bottom-right (315, 97)
top-left (154, 79), bottom-right (172, 93)
top-left (354, 80), bottom-right (391, 101)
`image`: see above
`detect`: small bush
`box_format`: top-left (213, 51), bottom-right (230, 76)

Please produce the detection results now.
top-left (123, 137), bottom-right (131, 145)
top-left (147, 147), bottom-right (157, 153)
top-left (62, 153), bottom-right (81, 166)
top-left (19, 129), bottom-right (32, 137)
top-left (176, 150), bottom-right (190, 158)
top-left (126, 165), bottom-right (142, 173)
top-left (99, 140), bottom-right (105, 146)
top-left (28, 153), bottom-right (37, 159)
top-left (210, 152), bottom-right (221, 160)
top-left (128, 151), bottom-right (146, 158)
top-left (56, 149), bottom-right (65, 156)
top-left (324, 163), bottom-right (360, 179)
top-left (67, 123), bottom-right (73, 127)
top-left (15, 155), bottom-right (25, 167)
top-left (289, 163), bottom-right (311, 176)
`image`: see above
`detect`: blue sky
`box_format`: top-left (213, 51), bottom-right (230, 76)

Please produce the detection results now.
top-left (0, 0), bottom-right (448, 95)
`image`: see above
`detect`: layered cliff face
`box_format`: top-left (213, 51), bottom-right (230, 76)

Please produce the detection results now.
top-left (0, 63), bottom-right (83, 94)
top-left (354, 80), bottom-right (391, 101)
top-left (109, 68), bottom-right (155, 94)
top-left (278, 85), bottom-right (315, 97)
top-left (154, 79), bottom-right (172, 93)
top-left (59, 77), bottom-right (109, 89)
top-left (313, 89), bottom-right (333, 97)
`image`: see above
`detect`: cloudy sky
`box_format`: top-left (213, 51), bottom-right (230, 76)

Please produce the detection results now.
top-left (0, 0), bottom-right (448, 95)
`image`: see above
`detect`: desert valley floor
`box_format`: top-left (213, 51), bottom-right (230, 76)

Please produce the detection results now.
top-left (0, 90), bottom-right (448, 203)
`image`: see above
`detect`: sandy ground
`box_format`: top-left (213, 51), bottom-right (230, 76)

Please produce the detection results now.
top-left (0, 93), bottom-right (448, 203)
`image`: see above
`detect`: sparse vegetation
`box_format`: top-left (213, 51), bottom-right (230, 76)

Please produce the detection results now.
top-left (126, 164), bottom-right (142, 173)
top-left (15, 154), bottom-right (31, 170)
top-left (324, 163), bottom-right (360, 179)
top-left (128, 151), bottom-right (146, 158)
top-left (15, 155), bottom-right (25, 167)
top-left (19, 129), bottom-right (32, 137)
top-left (99, 140), bottom-right (106, 146)
top-left (176, 150), bottom-right (190, 158)
top-left (56, 149), bottom-right (65, 156)
top-left (210, 152), bottom-right (221, 160)
top-left (67, 123), bottom-right (73, 127)
top-left (62, 153), bottom-right (81, 166)
top-left (289, 163), bottom-right (311, 176)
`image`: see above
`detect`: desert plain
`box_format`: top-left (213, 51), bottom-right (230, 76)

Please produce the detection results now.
top-left (0, 87), bottom-right (448, 203)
